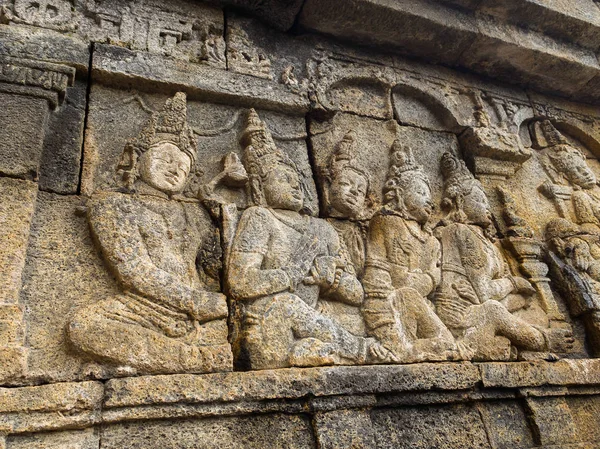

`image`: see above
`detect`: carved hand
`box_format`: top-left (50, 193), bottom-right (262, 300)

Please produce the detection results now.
top-left (510, 276), bottom-right (536, 296)
top-left (571, 240), bottom-right (593, 272)
top-left (189, 291), bottom-right (228, 323)
top-left (284, 235), bottom-right (321, 288)
top-left (304, 256), bottom-right (338, 288)
top-left (451, 280), bottom-right (479, 305)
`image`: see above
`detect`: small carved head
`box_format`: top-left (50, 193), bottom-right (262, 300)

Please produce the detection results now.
top-left (325, 131), bottom-right (373, 220)
top-left (441, 152), bottom-right (493, 228)
top-left (241, 109), bottom-right (304, 212)
top-left (382, 140), bottom-right (433, 225)
top-left (118, 92), bottom-right (199, 195)
top-left (547, 144), bottom-right (597, 190)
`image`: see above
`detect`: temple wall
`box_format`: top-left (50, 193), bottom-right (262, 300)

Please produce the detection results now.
top-left (2, 1), bottom-right (600, 447)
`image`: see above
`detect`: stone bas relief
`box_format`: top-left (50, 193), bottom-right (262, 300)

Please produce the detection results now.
top-left (226, 110), bottom-right (393, 369)
top-left (66, 92), bottom-right (589, 374)
top-left (435, 153), bottom-right (574, 361)
top-left (68, 93), bottom-right (232, 375)
top-left (539, 120), bottom-right (600, 354)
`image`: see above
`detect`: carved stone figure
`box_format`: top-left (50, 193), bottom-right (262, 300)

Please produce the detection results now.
top-left (319, 131), bottom-right (373, 335)
top-left (67, 93), bottom-right (232, 374)
top-left (362, 141), bottom-right (457, 362)
top-left (435, 152), bottom-right (574, 360)
top-left (226, 109), bottom-right (391, 369)
top-left (534, 120), bottom-right (600, 353)
top-left (537, 120), bottom-right (600, 233)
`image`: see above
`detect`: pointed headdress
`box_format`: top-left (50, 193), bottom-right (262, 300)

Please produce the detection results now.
top-left (327, 130), bottom-right (369, 180)
top-left (383, 140), bottom-right (428, 198)
top-left (119, 92), bottom-right (198, 185)
top-left (241, 108), bottom-right (292, 178)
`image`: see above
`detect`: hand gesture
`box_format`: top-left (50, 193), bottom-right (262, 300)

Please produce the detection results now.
top-left (304, 256), bottom-right (338, 288)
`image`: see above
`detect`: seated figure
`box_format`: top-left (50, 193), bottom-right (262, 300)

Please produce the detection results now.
top-left (435, 152), bottom-right (574, 360)
top-left (226, 109), bottom-right (391, 369)
top-left (68, 93), bottom-right (232, 374)
top-left (319, 130), bottom-right (373, 335)
top-left (538, 120), bottom-right (600, 234)
top-left (362, 141), bottom-right (457, 362)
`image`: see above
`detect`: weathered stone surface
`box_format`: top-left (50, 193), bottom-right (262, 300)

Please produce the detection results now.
top-left (0, 178), bottom-right (37, 305)
top-left (313, 409), bottom-right (377, 449)
top-left (3, 0), bottom-right (600, 446)
top-left (38, 77), bottom-right (87, 194)
top-left (480, 359), bottom-right (600, 388)
top-left (525, 396), bottom-right (579, 446)
top-left (91, 44), bottom-right (309, 114)
top-left (100, 414), bottom-right (315, 449)
top-left (371, 403), bottom-right (491, 448)
top-left (0, 381), bottom-right (103, 434)
top-left (0, 25), bottom-right (90, 72)
top-left (7, 429), bottom-right (99, 449)
top-left (0, 178), bottom-right (36, 384)
top-left (0, 93), bottom-right (48, 179)
top-left (104, 363), bottom-right (480, 409)
top-left (19, 191), bottom-right (120, 383)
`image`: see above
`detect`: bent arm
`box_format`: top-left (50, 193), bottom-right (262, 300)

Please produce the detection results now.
top-left (89, 196), bottom-right (205, 316)
top-left (227, 251), bottom-right (290, 300)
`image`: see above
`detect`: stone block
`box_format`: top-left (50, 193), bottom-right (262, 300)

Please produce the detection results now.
top-left (525, 396), bottom-right (579, 446)
top-left (19, 192), bottom-right (121, 383)
top-left (39, 77), bottom-right (87, 194)
top-left (0, 347), bottom-right (27, 384)
top-left (91, 44), bottom-right (309, 114)
top-left (7, 429), bottom-right (99, 449)
top-left (458, 17), bottom-right (600, 97)
top-left (568, 394), bottom-right (600, 444)
top-left (103, 363), bottom-right (480, 410)
top-left (299, 0), bottom-right (479, 66)
top-left (313, 409), bottom-right (377, 449)
top-left (0, 93), bottom-right (48, 179)
top-left (0, 178), bottom-right (37, 305)
top-left (479, 400), bottom-right (536, 449)
top-left (478, 0), bottom-right (600, 51)
top-left (371, 402), bottom-right (491, 448)
top-left (99, 414), bottom-right (315, 449)
top-left (0, 25), bottom-right (90, 72)
top-left (0, 381), bottom-right (103, 434)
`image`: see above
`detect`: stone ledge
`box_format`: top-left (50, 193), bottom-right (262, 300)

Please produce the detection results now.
top-left (3, 360), bottom-right (600, 435)
top-left (92, 44), bottom-right (310, 114)
top-left (480, 359), bottom-right (600, 388)
top-left (103, 363), bottom-right (480, 409)
top-left (0, 25), bottom-right (90, 73)
top-left (297, 0), bottom-right (600, 104)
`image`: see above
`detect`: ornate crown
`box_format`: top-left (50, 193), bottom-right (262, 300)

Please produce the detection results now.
top-left (118, 92), bottom-right (198, 187)
top-left (329, 130), bottom-right (368, 179)
top-left (241, 108), bottom-right (288, 177)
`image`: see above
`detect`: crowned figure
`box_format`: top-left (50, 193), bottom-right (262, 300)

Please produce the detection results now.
top-left (435, 152), bottom-right (574, 360)
top-left (68, 93), bottom-right (232, 374)
top-left (362, 141), bottom-right (458, 362)
top-left (226, 109), bottom-right (392, 369)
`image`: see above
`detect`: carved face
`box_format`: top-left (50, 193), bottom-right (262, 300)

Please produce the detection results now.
top-left (329, 167), bottom-right (368, 219)
top-left (563, 154), bottom-right (597, 189)
top-left (138, 142), bottom-right (192, 194)
top-left (402, 177), bottom-right (433, 224)
top-left (262, 162), bottom-right (304, 211)
top-left (462, 184), bottom-right (492, 227)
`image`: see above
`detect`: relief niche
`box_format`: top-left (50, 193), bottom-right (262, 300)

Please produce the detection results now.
top-left (67, 92), bottom-right (232, 375)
